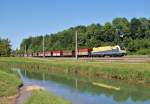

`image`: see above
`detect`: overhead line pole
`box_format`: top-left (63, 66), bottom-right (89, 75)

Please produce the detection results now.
top-left (75, 31), bottom-right (78, 60)
top-left (25, 45), bottom-right (27, 57)
top-left (43, 35), bottom-right (45, 58)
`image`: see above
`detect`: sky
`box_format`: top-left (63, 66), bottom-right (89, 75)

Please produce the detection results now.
top-left (0, 0), bottom-right (150, 49)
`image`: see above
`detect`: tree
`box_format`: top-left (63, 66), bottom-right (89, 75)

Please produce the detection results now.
top-left (130, 18), bottom-right (142, 39)
top-left (19, 17), bottom-right (150, 55)
top-left (0, 38), bottom-right (11, 56)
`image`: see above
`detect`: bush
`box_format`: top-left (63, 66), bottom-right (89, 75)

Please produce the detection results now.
top-left (136, 48), bottom-right (150, 55)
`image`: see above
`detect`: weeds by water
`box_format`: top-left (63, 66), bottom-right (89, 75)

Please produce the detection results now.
top-left (0, 70), bottom-right (21, 97)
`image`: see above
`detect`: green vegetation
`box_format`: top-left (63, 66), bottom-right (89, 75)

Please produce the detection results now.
top-left (25, 90), bottom-right (71, 104)
top-left (0, 38), bottom-right (11, 56)
top-left (19, 17), bottom-right (150, 55)
top-left (135, 48), bottom-right (150, 55)
top-left (0, 57), bottom-right (150, 83)
top-left (0, 70), bottom-right (21, 97)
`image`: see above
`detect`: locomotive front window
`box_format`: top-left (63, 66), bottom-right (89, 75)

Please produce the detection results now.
top-left (116, 47), bottom-right (119, 51)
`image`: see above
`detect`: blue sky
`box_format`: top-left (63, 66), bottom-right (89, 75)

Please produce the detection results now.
top-left (0, 0), bottom-right (150, 49)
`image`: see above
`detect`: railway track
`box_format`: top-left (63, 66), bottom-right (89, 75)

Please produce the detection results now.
top-left (31, 55), bottom-right (150, 63)
top-left (80, 56), bottom-right (150, 63)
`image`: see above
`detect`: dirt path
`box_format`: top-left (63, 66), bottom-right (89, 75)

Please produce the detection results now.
top-left (0, 84), bottom-right (45, 104)
top-left (16, 84), bottom-right (45, 104)
top-left (0, 95), bottom-right (17, 104)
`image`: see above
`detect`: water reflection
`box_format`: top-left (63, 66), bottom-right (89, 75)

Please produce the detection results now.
top-left (14, 68), bottom-right (150, 104)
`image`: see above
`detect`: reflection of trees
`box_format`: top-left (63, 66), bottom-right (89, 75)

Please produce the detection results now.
top-left (20, 70), bottom-right (43, 80)
top-left (13, 62), bottom-right (150, 103)
top-left (1, 61), bottom-right (149, 103)
top-left (20, 69), bottom-right (150, 103)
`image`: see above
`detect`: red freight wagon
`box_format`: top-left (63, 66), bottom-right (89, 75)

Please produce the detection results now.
top-left (18, 54), bottom-right (24, 57)
top-left (38, 52), bottom-right (44, 57)
top-left (33, 52), bottom-right (38, 57)
top-left (78, 48), bottom-right (92, 56)
top-left (62, 50), bottom-right (74, 57)
top-left (52, 51), bottom-right (62, 56)
top-left (24, 54), bottom-right (28, 57)
top-left (45, 51), bottom-right (52, 57)
top-left (28, 53), bottom-right (32, 57)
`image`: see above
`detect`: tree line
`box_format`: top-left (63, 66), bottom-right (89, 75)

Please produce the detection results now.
top-left (0, 38), bottom-right (11, 56)
top-left (20, 17), bottom-right (150, 55)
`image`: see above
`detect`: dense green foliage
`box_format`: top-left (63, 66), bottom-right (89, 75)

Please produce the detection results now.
top-left (25, 90), bottom-right (71, 104)
top-left (0, 70), bottom-right (21, 97)
top-left (0, 38), bottom-right (11, 56)
top-left (20, 17), bottom-right (150, 55)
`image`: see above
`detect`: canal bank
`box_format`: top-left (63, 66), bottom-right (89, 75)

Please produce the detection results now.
top-left (0, 67), bottom-right (72, 104)
top-left (0, 57), bottom-right (150, 83)
top-left (0, 70), bottom-right (21, 104)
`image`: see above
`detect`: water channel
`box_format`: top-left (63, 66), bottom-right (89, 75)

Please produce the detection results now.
top-left (12, 68), bottom-right (150, 104)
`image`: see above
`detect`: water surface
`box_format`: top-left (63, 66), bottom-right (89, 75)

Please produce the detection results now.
top-left (14, 68), bottom-right (150, 104)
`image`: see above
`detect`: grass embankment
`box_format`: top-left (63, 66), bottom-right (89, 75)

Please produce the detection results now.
top-left (0, 57), bottom-right (150, 83)
top-left (25, 90), bottom-right (71, 104)
top-left (0, 70), bottom-right (21, 97)
top-left (0, 70), bottom-right (21, 104)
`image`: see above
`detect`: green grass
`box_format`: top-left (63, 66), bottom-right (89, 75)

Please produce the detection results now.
top-left (0, 70), bottom-right (21, 97)
top-left (25, 90), bottom-right (71, 104)
top-left (0, 57), bottom-right (150, 82)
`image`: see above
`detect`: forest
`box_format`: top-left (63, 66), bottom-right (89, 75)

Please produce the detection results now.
top-left (20, 17), bottom-right (150, 55)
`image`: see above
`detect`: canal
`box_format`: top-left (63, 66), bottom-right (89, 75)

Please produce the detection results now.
top-left (11, 67), bottom-right (150, 104)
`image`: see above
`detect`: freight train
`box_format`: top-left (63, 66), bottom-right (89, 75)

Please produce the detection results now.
top-left (24, 45), bottom-right (126, 57)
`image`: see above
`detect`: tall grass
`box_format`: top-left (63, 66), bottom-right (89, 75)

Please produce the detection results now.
top-left (0, 57), bottom-right (150, 83)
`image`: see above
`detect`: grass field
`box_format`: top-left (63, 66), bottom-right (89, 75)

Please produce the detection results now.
top-left (25, 90), bottom-right (71, 104)
top-left (0, 57), bottom-right (150, 82)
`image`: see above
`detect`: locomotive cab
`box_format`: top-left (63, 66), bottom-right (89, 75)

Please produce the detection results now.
top-left (91, 45), bottom-right (127, 57)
